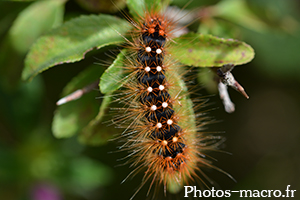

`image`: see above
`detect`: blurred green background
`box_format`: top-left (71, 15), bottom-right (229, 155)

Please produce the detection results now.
top-left (0, 0), bottom-right (299, 199)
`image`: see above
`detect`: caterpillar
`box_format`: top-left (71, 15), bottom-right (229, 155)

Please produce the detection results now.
top-left (108, 3), bottom-right (231, 199)
top-left (41, 0), bottom-right (254, 199)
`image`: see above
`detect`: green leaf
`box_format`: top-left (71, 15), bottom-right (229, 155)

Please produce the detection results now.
top-left (171, 0), bottom-right (217, 9)
top-left (76, 0), bottom-right (126, 13)
top-left (166, 66), bottom-right (197, 193)
top-left (99, 49), bottom-right (129, 94)
top-left (169, 33), bottom-right (254, 67)
top-left (78, 93), bottom-right (114, 145)
top-left (127, 0), bottom-right (145, 19)
top-left (23, 14), bottom-right (131, 81)
top-left (145, 0), bottom-right (164, 13)
top-left (127, 0), bottom-right (163, 19)
top-left (52, 65), bottom-right (104, 138)
top-left (9, 0), bottom-right (65, 54)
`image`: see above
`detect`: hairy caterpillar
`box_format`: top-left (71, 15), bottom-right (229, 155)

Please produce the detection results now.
top-left (104, 3), bottom-right (232, 199)
top-left (41, 0), bottom-right (254, 199)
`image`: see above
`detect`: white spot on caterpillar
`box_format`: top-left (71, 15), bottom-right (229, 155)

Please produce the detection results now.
top-left (159, 85), bottom-right (165, 91)
top-left (167, 119), bottom-right (173, 125)
top-left (156, 66), bottom-right (162, 72)
top-left (172, 136), bottom-right (178, 143)
top-left (162, 102), bottom-right (168, 108)
top-left (146, 46), bottom-right (151, 52)
top-left (150, 105), bottom-right (157, 111)
top-left (147, 87), bottom-right (153, 92)
top-left (156, 123), bottom-right (162, 128)
top-left (156, 48), bottom-right (162, 54)
top-left (145, 66), bottom-right (151, 72)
